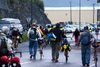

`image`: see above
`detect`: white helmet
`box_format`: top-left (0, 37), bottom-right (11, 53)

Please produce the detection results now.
top-left (2, 26), bottom-right (9, 34)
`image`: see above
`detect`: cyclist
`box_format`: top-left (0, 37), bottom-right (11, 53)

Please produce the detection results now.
top-left (11, 27), bottom-right (20, 49)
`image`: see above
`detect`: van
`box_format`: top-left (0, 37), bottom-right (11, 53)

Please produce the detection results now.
top-left (2, 18), bottom-right (21, 24)
top-left (0, 18), bottom-right (23, 34)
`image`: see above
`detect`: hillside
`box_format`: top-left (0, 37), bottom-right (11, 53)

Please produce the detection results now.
top-left (0, 0), bottom-right (51, 28)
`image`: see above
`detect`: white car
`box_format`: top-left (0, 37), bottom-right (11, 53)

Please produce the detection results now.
top-left (0, 19), bottom-right (23, 34)
top-left (63, 26), bottom-right (72, 33)
top-left (66, 25), bottom-right (76, 32)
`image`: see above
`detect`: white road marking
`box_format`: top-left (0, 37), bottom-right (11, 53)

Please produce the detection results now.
top-left (21, 61), bottom-right (32, 65)
top-left (90, 64), bottom-right (95, 67)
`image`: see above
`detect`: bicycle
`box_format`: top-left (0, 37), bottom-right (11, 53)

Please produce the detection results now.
top-left (12, 35), bottom-right (21, 50)
top-left (92, 42), bottom-right (99, 67)
top-left (60, 38), bottom-right (72, 62)
top-left (0, 51), bottom-right (22, 67)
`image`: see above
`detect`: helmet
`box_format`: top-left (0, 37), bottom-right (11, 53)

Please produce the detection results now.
top-left (13, 27), bottom-right (17, 31)
top-left (1, 26), bottom-right (9, 34)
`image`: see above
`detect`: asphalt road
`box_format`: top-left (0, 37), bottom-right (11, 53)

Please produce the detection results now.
top-left (15, 32), bottom-right (100, 67)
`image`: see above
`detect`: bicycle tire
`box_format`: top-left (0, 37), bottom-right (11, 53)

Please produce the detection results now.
top-left (16, 40), bottom-right (19, 47)
top-left (40, 54), bottom-right (42, 60)
top-left (40, 50), bottom-right (43, 60)
top-left (94, 58), bottom-right (98, 67)
top-left (65, 55), bottom-right (68, 62)
top-left (64, 50), bottom-right (68, 62)
top-left (14, 40), bottom-right (19, 49)
top-left (9, 62), bottom-right (21, 67)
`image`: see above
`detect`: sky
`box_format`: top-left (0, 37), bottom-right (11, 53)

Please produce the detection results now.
top-left (41, 0), bottom-right (100, 7)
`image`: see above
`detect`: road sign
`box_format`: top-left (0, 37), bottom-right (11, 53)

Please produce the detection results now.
top-left (97, 9), bottom-right (100, 21)
top-left (26, 18), bottom-right (31, 23)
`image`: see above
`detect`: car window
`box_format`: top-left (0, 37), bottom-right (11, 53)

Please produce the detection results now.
top-left (0, 24), bottom-right (11, 29)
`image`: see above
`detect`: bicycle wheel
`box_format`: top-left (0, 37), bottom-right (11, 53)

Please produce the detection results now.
top-left (14, 40), bottom-right (19, 49)
top-left (40, 50), bottom-right (43, 60)
top-left (9, 62), bottom-right (21, 67)
top-left (16, 40), bottom-right (19, 47)
top-left (94, 58), bottom-right (98, 67)
top-left (93, 47), bottom-right (98, 67)
top-left (65, 55), bottom-right (68, 62)
top-left (64, 50), bottom-right (68, 62)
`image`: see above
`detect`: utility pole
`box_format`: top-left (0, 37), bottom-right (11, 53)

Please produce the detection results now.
top-left (70, 1), bottom-right (72, 22)
top-left (93, 3), bottom-right (95, 24)
top-left (31, 0), bottom-right (32, 24)
top-left (79, 0), bottom-right (81, 31)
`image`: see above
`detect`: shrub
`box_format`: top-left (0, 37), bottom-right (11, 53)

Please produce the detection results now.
top-left (22, 31), bottom-right (29, 42)
top-left (0, 16), bottom-right (3, 19)
top-left (34, 0), bottom-right (44, 11)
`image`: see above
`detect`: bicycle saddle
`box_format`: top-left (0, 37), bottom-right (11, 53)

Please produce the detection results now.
top-left (92, 43), bottom-right (99, 48)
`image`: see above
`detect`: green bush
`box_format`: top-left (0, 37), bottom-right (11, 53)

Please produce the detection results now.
top-left (35, 0), bottom-right (44, 11)
top-left (0, 16), bottom-right (3, 19)
top-left (22, 31), bottom-right (29, 42)
top-left (19, 0), bottom-right (44, 11)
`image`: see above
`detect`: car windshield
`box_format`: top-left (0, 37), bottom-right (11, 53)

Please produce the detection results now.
top-left (11, 24), bottom-right (23, 32)
top-left (0, 24), bottom-right (11, 29)
top-left (11, 24), bottom-right (22, 27)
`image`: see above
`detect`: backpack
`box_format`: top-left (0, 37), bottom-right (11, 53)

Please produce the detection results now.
top-left (0, 36), bottom-right (8, 56)
top-left (50, 32), bottom-right (57, 41)
top-left (44, 29), bottom-right (48, 34)
top-left (29, 28), bottom-right (37, 39)
top-left (81, 32), bottom-right (90, 45)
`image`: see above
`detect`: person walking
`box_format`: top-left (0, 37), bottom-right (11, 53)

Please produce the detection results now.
top-left (27, 23), bottom-right (41, 59)
top-left (49, 23), bottom-right (66, 62)
top-left (72, 28), bottom-right (80, 46)
top-left (77, 26), bottom-right (95, 66)
top-left (0, 26), bottom-right (13, 57)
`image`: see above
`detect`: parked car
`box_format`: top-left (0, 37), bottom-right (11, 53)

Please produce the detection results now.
top-left (81, 24), bottom-right (95, 31)
top-left (0, 18), bottom-right (23, 34)
top-left (63, 26), bottom-right (72, 33)
top-left (66, 25), bottom-right (76, 32)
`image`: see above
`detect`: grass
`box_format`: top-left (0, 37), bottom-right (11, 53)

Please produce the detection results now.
top-left (22, 31), bottom-right (29, 42)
